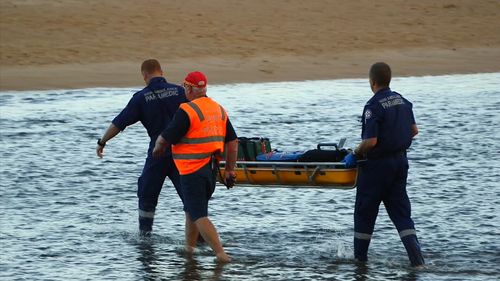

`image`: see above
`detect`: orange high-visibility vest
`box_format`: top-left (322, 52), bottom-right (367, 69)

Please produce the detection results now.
top-left (172, 97), bottom-right (228, 175)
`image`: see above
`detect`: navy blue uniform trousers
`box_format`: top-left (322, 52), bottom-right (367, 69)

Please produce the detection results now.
top-left (354, 154), bottom-right (424, 266)
top-left (137, 154), bottom-right (182, 232)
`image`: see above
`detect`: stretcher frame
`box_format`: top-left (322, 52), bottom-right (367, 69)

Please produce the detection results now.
top-left (218, 161), bottom-right (358, 189)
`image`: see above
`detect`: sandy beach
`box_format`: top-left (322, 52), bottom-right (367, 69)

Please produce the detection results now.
top-left (1, 0), bottom-right (499, 91)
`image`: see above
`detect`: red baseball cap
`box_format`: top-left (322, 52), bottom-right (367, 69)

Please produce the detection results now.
top-left (184, 71), bottom-right (207, 88)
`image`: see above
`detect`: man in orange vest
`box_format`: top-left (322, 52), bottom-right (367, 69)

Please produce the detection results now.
top-left (152, 71), bottom-right (238, 263)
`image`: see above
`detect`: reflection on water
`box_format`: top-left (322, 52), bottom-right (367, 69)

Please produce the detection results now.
top-left (136, 239), bottom-right (161, 280)
top-left (1, 73), bottom-right (499, 280)
top-left (133, 236), bottom-right (225, 281)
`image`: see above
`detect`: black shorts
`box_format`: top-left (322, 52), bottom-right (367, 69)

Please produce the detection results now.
top-left (180, 163), bottom-right (216, 222)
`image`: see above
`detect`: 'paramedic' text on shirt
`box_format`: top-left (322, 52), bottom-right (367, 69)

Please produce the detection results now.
top-left (145, 88), bottom-right (180, 102)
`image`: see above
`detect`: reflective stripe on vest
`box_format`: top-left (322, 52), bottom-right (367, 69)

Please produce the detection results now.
top-left (178, 136), bottom-right (225, 144)
top-left (172, 97), bottom-right (227, 175)
top-left (218, 105), bottom-right (225, 120)
top-left (184, 102), bottom-right (226, 122)
top-left (173, 152), bottom-right (214, 159)
top-left (186, 102), bottom-right (205, 121)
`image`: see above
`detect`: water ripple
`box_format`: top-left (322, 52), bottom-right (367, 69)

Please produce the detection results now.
top-left (1, 73), bottom-right (499, 280)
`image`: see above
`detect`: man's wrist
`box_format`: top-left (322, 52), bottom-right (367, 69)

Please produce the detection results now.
top-left (156, 135), bottom-right (168, 146)
top-left (225, 169), bottom-right (236, 175)
top-left (97, 138), bottom-right (106, 147)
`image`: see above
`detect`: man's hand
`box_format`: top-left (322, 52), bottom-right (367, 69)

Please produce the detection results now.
top-left (342, 152), bottom-right (357, 168)
top-left (96, 124), bottom-right (121, 159)
top-left (96, 145), bottom-right (105, 158)
top-left (153, 135), bottom-right (168, 158)
top-left (96, 138), bottom-right (106, 158)
top-left (223, 139), bottom-right (238, 189)
top-left (224, 170), bottom-right (237, 189)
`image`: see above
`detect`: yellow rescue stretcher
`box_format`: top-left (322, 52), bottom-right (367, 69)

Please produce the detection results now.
top-left (218, 161), bottom-right (358, 189)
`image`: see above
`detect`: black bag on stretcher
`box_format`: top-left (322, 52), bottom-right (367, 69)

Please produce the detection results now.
top-left (297, 142), bottom-right (349, 162)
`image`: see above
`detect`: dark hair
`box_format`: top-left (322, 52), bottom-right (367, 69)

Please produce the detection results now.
top-left (369, 62), bottom-right (391, 87)
top-left (141, 59), bottom-right (162, 74)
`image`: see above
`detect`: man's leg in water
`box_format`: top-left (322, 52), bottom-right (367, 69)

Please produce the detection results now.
top-left (195, 217), bottom-right (230, 262)
top-left (180, 164), bottom-right (230, 262)
top-left (185, 212), bottom-right (199, 252)
top-left (137, 156), bottom-right (168, 234)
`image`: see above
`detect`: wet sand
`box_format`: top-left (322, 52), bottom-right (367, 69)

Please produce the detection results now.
top-left (1, 0), bottom-right (499, 90)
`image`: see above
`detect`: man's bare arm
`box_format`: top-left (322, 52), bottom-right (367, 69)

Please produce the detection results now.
top-left (354, 137), bottom-right (377, 157)
top-left (96, 123), bottom-right (121, 158)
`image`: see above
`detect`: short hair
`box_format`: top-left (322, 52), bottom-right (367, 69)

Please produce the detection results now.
top-left (369, 62), bottom-right (391, 87)
top-left (141, 59), bottom-right (162, 74)
top-left (191, 86), bottom-right (207, 95)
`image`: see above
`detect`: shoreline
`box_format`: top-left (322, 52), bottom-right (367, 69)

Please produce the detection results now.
top-left (2, 0), bottom-right (499, 91)
top-left (1, 47), bottom-right (499, 91)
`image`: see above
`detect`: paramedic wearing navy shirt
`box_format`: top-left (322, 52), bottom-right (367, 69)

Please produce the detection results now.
top-left (343, 62), bottom-right (425, 267)
top-left (96, 59), bottom-right (188, 235)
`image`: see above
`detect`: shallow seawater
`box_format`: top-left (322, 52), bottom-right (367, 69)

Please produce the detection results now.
top-left (1, 73), bottom-right (499, 281)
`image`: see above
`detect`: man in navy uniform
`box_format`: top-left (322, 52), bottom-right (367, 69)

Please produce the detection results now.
top-left (343, 62), bottom-right (425, 267)
top-left (96, 59), bottom-right (187, 235)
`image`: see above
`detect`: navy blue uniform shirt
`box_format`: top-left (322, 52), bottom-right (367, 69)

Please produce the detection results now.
top-left (161, 104), bottom-right (237, 145)
top-left (361, 87), bottom-right (416, 159)
top-left (112, 77), bottom-right (188, 154)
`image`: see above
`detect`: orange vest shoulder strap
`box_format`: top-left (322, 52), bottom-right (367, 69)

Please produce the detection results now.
top-left (181, 101), bottom-right (205, 122)
top-left (218, 105), bottom-right (227, 121)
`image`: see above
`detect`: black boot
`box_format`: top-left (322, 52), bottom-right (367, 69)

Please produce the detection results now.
top-left (139, 216), bottom-right (154, 237)
top-left (401, 235), bottom-right (425, 267)
top-left (354, 237), bottom-right (370, 262)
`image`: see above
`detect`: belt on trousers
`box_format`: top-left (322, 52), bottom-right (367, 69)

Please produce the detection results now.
top-left (367, 150), bottom-right (406, 160)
